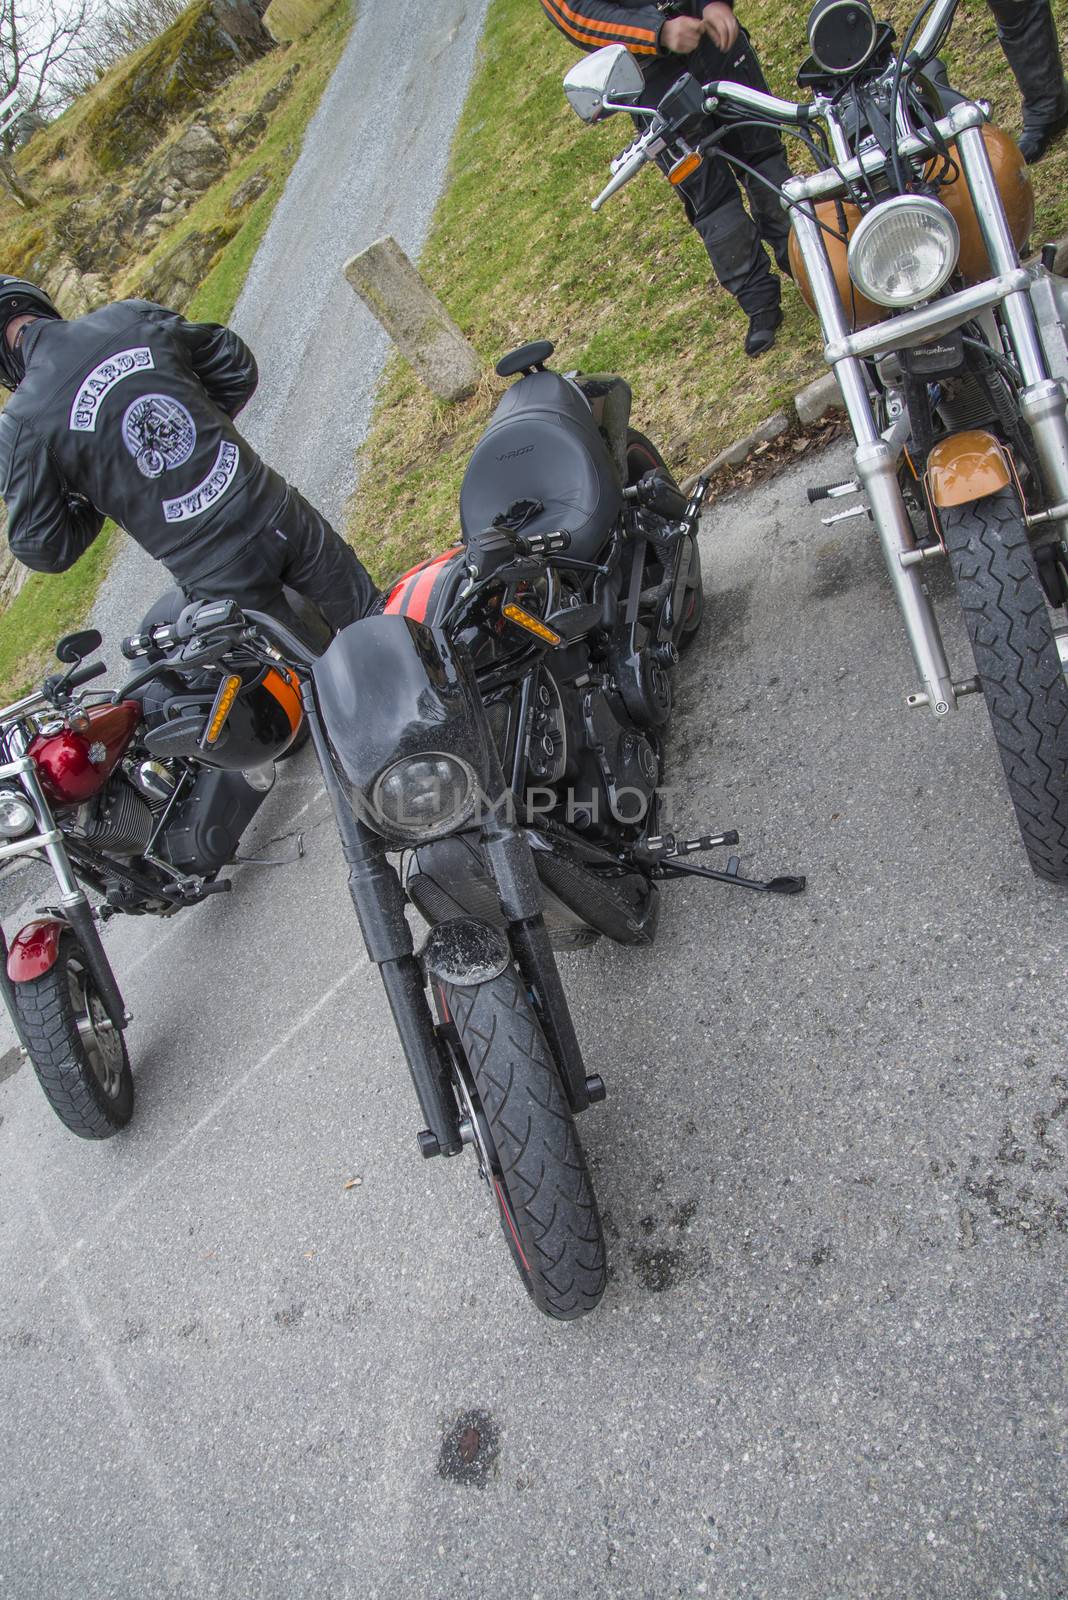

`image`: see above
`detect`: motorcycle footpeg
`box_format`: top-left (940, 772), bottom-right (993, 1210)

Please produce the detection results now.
top-left (633, 830), bottom-right (740, 863)
top-left (806, 479), bottom-right (860, 504)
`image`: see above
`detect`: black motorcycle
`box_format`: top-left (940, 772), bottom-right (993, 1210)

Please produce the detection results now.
top-left (0, 609), bottom-right (305, 1138)
top-left (109, 342), bottom-right (804, 1317)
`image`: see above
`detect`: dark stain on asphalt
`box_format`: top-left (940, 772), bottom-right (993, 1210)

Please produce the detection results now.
top-left (709, 580), bottom-right (754, 646)
top-left (1, 1328), bottom-right (42, 1352)
top-left (0, 1047), bottom-right (22, 1085)
top-left (807, 540), bottom-right (857, 602)
top-left (632, 1246), bottom-right (692, 1293)
top-left (960, 1077), bottom-right (1068, 1245)
top-left (630, 1194), bottom-right (705, 1289)
top-left (438, 1410), bottom-right (500, 1488)
top-left (274, 1302), bottom-right (305, 1329)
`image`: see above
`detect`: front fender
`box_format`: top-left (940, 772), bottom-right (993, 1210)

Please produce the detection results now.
top-left (7, 918), bottom-right (68, 982)
top-left (926, 429), bottom-right (1012, 509)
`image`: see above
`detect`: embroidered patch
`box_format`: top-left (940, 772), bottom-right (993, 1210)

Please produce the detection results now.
top-left (162, 441), bottom-right (239, 523)
top-left (121, 392), bottom-right (197, 480)
top-left (69, 347), bottom-right (154, 432)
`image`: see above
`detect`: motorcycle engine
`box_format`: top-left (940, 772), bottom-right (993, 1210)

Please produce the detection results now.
top-left (75, 773), bottom-right (157, 856)
top-left (568, 680), bottom-right (660, 840)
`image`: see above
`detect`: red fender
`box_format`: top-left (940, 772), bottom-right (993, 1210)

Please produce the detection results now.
top-left (6, 918), bottom-right (68, 982)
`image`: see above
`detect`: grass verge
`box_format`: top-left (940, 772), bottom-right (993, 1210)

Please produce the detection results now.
top-left (0, 0), bottom-right (353, 701)
top-left (346, 0), bottom-right (1068, 582)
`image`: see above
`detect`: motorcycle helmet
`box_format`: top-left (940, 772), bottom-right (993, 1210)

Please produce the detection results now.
top-left (141, 661), bottom-right (304, 770)
top-left (0, 276), bottom-right (61, 389)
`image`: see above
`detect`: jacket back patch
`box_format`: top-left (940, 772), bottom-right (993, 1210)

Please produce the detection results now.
top-left (69, 347), bottom-right (154, 432)
top-left (121, 392), bottom-right (197, 480)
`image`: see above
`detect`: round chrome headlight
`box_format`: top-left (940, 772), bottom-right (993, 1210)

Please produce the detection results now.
top-left (0, 790), bottom-right (35, 839)
top-left (370, 753), bottom-right (478, 841)
top-left (847, 195), bottom-right (960, 309)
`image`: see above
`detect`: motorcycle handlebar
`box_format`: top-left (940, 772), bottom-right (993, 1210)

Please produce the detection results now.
top-left (67, 660), bottom-right (107, 689)
top-left (700, 80), bottom-right (813, 125)
top-left (593, 130), bottom-right (664, 211)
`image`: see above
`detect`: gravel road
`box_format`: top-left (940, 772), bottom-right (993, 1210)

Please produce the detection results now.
top-left (1, 430), bottom-right (1065, 1598)
top-left (88, 0), bottom-right (492, 660)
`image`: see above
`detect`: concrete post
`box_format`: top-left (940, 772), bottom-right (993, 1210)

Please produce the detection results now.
top-left (344, 236), bottom-right (481, 403)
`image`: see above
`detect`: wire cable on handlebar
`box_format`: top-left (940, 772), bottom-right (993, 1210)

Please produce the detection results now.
top-left (695, 128), bottom-right (852, 245)
top-left (889, 0), bottom-right (939, 194)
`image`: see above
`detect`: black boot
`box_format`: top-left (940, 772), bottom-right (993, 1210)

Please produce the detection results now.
top-left (1018, 108), bottom-right (1068, 163)
top-left (744, 306), bottom-right (784, 358)
top-left (987, 0), bottom-right (1068, 162)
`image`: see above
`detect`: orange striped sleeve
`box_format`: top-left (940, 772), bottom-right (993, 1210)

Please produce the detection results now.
top-left (540, 0), bottom-right (661, 57)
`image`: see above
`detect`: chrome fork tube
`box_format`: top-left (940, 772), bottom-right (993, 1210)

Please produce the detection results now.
top-left (957, 124), bottom-right (1068, 523)
top-left (789, 199), bottom-right (957, 713)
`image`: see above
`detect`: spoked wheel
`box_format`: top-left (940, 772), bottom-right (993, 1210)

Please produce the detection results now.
top-left (11, 933), bottom-right (134, 1138)
top-left (942, 487), bottom-right (1068, 884)
top-left (436, 965), bottom-right (607, 1320)
top-left (626, 428), bottom-right (704, 650)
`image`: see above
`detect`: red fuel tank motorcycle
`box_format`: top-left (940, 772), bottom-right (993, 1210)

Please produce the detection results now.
top-left (0, 611), bottom-right (303, 1138)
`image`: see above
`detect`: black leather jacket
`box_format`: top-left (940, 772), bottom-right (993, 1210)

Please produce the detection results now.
top-left (0, 299), bottom-right (288, 585)
top-left (540, 0), bottom-right (739, 98)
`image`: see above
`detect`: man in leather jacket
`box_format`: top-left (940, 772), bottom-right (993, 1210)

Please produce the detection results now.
top-left (541, 0), bottom-right (793, 356)
top-left (0, 279), bottom-right (379, 631)
top-left (987, 0), bottom-right (1068, 164)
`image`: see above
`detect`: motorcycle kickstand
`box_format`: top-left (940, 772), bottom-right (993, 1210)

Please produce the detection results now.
top-left (632, 831), bottom-right (806, 895)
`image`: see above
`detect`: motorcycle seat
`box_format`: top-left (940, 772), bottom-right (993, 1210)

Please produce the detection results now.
top-left (459, 370), bottom-right (623, 562)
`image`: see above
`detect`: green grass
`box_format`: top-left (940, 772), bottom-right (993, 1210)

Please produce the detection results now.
top-left (0, 522), bottom-right (120, 695)
top-left (346, 0), bottom-right (1068, 582)
top-left (0, 0), bottom-right (353, 700)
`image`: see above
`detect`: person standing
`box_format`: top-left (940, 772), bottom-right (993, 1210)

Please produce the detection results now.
top-left (541, 1), bottom-right (794, 356)
top-left (986, 0), bottom-right (1068, 163)
top-left (0, 278), bottom-right (380, 631)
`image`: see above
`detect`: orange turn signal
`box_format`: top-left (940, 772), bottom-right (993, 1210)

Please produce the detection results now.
top-left (204, 674), bottom-right (242, 746)
top-left (502, 603), bottom-right (562, 646)
top-left (668, 152), bottom-right (702, 186)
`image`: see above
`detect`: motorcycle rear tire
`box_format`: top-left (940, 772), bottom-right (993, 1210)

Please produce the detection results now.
top-left (11, 932), bottom-right (134, 1138)
top-left (625, 429), bottom-right (704, 648)
top-left (438, 964), bottom-right (607, 1320)
top-left (942, 487), bottom-right (1068, 884)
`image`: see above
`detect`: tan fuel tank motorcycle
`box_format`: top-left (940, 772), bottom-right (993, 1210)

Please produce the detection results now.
top-left (564, 0), bottom-right (1068, 883)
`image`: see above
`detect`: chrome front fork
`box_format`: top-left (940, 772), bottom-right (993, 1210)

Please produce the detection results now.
top-left (955, 125), bottom-right (1068, 530)
top-left (790, 124), bottom-right (1068, 715)
top-left (788, 204), bottom-right (959, 715)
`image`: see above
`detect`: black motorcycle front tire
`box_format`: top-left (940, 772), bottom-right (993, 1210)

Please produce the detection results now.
top-left (942, 487), bottom-right (1068, 884)
top-left (439, 965), bottom-right (607, 1320)
top-left (11, 933), bottom-right (134, 1138)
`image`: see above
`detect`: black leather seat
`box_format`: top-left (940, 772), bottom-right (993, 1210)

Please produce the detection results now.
top-left (459, 371), bottom-right (623, 562)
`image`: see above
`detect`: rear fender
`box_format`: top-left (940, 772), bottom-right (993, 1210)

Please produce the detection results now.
top-left (6, 918), bottom-right (68, 982)
top-left (925, 429), bottom-right (1012, 509)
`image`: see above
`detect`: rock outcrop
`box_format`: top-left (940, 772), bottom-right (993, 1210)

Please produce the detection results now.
top-left (84, 0), bottom-right (274, 175)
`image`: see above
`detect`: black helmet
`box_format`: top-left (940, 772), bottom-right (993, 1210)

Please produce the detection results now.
top-left (0, 277), bottom-right (60, 389)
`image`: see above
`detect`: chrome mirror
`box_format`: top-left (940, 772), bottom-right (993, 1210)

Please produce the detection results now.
top-left (563, 45), bottom-right (645, 123)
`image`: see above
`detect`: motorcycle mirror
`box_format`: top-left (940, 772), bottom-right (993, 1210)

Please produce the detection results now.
top-left (563, 45), bottom-right (645, 123)
top-left (55, 627), bottom-right (103, 664)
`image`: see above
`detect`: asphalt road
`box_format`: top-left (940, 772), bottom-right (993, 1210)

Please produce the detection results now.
top-left (1, 430), bottom-right (1065, 1598)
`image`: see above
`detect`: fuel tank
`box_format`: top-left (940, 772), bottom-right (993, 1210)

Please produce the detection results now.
top-left (788, 125), bottom-right (1033, 332)
top-left (29, 701), bottom-right (141, 807)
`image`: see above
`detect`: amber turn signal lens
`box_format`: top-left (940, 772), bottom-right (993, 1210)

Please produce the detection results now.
top-left (204, 674), bottom-right (242, 746)
top-left (668, 152), bottom-right (702, 186)
top-left (502, 603), bottom-right (562, 646)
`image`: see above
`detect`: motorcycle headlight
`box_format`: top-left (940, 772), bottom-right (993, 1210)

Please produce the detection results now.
top-left (847, 195), bottom-right (960, 309)
top-left (0, 790), bottom-right (35, 839)
top-left (370, 753), bottom-right (478, 841)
